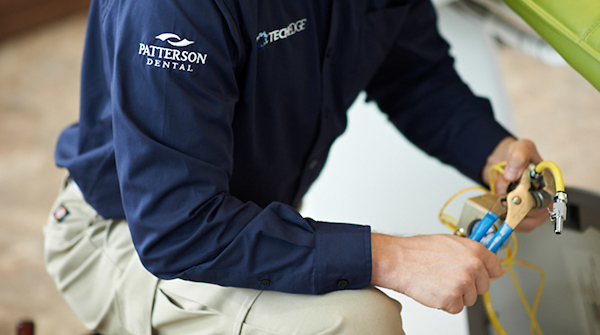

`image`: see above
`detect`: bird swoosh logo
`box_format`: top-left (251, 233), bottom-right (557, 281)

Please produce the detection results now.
top-left (155, 33), bottom-right (195, 47)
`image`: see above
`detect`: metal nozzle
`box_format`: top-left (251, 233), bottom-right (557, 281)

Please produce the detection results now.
top-left (549, 192), bottom-right (568, 234)
top-left (552, 208), bottom-right (564, 234)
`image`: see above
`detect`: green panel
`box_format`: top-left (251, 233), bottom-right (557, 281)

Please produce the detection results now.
top-left (534, 0), bottom-right (600, 37)
top-left (589, 27), bottom-right (600, 52)
top-left (503, 0), bottom-right (600, 91)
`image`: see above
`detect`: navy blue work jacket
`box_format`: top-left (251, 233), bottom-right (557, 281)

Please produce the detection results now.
top-left (55, 0), bottom-right (511, 295)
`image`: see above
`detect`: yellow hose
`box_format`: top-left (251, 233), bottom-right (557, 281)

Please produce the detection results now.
top-left (534, 161), bottom-right (565, 192)
top-left (483, 292), bottom-right (508, 335)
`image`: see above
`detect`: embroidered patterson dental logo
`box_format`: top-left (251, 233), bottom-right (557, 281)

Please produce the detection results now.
top-left (138, 32), bottom-right (208, 73)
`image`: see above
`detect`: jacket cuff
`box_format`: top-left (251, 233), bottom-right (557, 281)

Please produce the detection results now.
top-left (314, 221), bottom-right (372, 294)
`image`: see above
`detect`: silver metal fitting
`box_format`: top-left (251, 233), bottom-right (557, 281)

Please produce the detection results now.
top-left (549, 191), bottom-right (568, 234)
top-left (529, 168), bottom-right (543, 184)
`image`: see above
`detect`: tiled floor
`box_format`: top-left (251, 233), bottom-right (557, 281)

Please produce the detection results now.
top-left (0, 12), bottom-right (598, 335)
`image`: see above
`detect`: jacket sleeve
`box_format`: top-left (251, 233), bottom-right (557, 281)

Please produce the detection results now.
top-left (365, 0), bottom-right (512, 184)
top-left (107, 0), bottom-right (371, 295)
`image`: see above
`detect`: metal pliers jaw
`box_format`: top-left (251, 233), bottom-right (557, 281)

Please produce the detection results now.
top-left (470, 165), bottom-right (560, 253)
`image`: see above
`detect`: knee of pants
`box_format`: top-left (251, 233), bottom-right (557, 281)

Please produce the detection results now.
top-left (243, 286), bottom-right (405, 335)
top-left (317, 287), bottom-right (404, 335)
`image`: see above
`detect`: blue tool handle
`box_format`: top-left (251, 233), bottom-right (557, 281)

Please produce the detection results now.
top-left (486, 222), bottom-right (514, 253)
top-left (469, 212), bottom-right (499, 242)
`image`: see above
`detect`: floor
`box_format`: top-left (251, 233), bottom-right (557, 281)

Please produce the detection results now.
top-left (0, 12), bottom-right (598, 335)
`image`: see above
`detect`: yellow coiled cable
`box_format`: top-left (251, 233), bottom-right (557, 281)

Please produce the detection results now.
top-left (438, 160), bottom-right (565, 335)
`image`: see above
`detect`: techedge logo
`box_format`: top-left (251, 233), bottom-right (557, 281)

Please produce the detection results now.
top-left (138, 32), bottom-right (208, 73)
top-left (256, 18), bottom-right (307, 49)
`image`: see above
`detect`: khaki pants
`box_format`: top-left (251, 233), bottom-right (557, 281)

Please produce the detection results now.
top-left (43, 179), bottom-right (405, 335)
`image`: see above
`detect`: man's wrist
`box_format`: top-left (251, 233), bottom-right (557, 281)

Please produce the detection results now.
top-left (371, 233), bottom-right (405, 293)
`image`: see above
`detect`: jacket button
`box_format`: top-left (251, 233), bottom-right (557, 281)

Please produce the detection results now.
top-left (337, 279), bottom-right (349, 289)
top-left (261, 279), bottom-right (271, 286)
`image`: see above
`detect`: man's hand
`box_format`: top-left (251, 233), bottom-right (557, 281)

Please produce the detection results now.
top-left (371, 233), bottom-right (502, 314)
top-left (481, 137), bottom-right (548, 232)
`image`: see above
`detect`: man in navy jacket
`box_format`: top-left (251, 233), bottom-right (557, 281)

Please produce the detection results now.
top-left (45, 0), bottom-right (548, 333)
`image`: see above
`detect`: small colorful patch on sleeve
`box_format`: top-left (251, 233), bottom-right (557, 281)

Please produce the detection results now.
top-left (54, 205), bottom-right (70, 222)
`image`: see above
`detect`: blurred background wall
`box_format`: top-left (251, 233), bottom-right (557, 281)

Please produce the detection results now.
top-left (0, 2), bottom-right (598, 334)
top-left (0, 0), bottom-right (88, 40)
